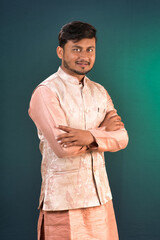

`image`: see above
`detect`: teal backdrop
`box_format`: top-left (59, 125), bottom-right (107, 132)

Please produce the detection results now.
top-left (1, 0), bottom-right (160, 239)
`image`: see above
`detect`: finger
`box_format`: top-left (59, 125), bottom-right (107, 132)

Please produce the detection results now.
top-left (116, 121), bottom-right (124, 125)
top-left (116, 116), bottom-right (122, 121)
top-left (119, 123), bottom-right (124, 127)
top-left (63, 141), bottom-right (80, 148)
top-left (58, 137), bottom-right (77, 144)
top-left (105, 110), bottom-right (117, 119)
top-left (60, 140), bottom-right (77, 148)
top-left (115, 122), bottom-right (124, 128)
top-left (110, 115), bottom-right (121, 121)
top-left (61, 142), bottom-right (72, 148)
top-left (58, 125), bottom-right (74, 133)
top-left (112, 122), bottom-right (124, 127)
top-left (114, 125), bottom-right (124, 130)
top-left (56, 133), bottom-right (74, 140)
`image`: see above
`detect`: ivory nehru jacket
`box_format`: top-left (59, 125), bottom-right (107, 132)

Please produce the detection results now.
top-left (28, 67), bottom-right (129, 211)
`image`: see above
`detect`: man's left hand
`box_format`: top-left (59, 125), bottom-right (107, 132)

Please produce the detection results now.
top-left (56, 125), bottom-right (95, 148)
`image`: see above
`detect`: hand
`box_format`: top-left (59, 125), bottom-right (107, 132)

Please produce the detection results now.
top-left (100, 110), bottom-right (124, 131)
top-left (56, 125), bottom-right (95, 148)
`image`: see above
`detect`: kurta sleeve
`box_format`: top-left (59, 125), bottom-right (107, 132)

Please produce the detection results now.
top-left (88, 90), bottom-right (129, 152)
top-left (28, 85), bottom-right (88, 158)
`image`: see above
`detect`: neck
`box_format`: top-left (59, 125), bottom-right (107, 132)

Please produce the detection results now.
top-left (60, 65), bottom-right (85, 82)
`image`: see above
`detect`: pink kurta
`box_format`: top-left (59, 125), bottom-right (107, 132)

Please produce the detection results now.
top-left (38, 200), bottom-right (119, 240)
top-left (29, 67), bottom-right (128, 239)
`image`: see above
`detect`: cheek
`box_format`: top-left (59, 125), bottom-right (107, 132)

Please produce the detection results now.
top-left (90, 56), bottom-right (95, 65)
top-left (65, 53), bottom-right (77, 63)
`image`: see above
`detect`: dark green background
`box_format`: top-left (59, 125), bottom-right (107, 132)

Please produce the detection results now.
top-left (1, 0), bottom-right (160, 239)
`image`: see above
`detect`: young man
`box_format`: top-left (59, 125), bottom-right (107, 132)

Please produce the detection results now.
top-left (29, 21), bottom-right (128, 240)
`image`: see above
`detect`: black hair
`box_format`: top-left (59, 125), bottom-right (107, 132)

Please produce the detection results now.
top-left (58, 21), bottom-right (97, 48)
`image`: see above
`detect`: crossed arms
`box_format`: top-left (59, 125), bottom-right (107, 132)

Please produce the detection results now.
top-left (29, 85), bottom-right (129, 158)
top-left (57, 111), bottom-right (124, 147)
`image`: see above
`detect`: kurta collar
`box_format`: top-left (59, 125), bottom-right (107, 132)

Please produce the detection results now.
top-left (57, 67), bottom-right (87, 86)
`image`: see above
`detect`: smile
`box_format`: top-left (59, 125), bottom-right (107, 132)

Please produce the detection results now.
top-left (76, 61), bottom-right (90, 67)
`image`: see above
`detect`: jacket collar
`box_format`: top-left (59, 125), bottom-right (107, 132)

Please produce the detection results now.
top-left (57, 67), bottom-right (87, 86)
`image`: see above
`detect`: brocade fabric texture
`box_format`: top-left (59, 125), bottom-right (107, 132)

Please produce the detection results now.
top-left (28, 67), bottom-right (128, 211)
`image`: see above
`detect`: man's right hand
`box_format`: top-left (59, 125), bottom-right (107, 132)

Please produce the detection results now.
top-left (99, 110), bottom-right (124, 131)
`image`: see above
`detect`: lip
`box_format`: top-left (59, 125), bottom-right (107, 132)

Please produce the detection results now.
top-left (77, 64), bottom-right (88, 67)
top-left (76, 62), bottom-right (89, 67)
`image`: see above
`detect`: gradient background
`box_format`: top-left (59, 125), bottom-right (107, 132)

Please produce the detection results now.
top-left (1, 0), bottom-right (160, 239)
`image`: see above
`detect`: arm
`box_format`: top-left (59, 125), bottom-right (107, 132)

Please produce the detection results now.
top-left (57, 115), bottom-right (128, 153)
top-left (88, 91), bottom-right (129, 152)
top-left (28, 85), bottom-right (90, 158)
top-left (57, 91), bottom-right (128, 153)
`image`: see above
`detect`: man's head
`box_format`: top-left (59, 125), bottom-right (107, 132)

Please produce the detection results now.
top-left (57, 21), bottom-right (97, 80)
top-left (58, 21), bottom-right (97, 48)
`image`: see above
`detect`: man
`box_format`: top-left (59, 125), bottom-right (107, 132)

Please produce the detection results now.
top-left (28, 21), bottom-right (128, 240)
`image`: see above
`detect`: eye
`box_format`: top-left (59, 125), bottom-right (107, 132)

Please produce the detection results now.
top-left (87, 48), bottom-right (94, 52)
top-left (73, 48), bottom-right (81, 52)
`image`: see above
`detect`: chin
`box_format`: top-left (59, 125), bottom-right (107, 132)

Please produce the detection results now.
top-left (74, 67), bottom-right (92, 75)
top-left (74, 70), bottom-right (90, 75)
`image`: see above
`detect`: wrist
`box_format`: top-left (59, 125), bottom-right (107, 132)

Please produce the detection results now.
top-left (87, 131), bottom-right (95, 144)
top-left (88, 132), bottom-right (98, 147)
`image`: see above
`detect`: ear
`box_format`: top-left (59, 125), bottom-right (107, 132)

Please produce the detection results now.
top-left (56, 46), bottom-right (63, 59)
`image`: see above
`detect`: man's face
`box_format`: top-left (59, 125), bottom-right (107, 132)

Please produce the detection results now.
top-left (57, 38), bottom-right (96, 79)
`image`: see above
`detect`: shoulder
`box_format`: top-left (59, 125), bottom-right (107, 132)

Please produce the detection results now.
top-left (29, 72), bottom-right (60, 103)
top-left (38, 72), bottom-right (59, 88)
top-left (31, 71), bottom-right (62, 96)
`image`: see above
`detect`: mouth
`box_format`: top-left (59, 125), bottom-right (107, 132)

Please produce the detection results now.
top-left (75, 61), bottom-right (90, 68)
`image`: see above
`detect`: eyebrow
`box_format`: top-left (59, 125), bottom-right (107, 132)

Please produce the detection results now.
top-left (72, 45), bottom-right (95, 49)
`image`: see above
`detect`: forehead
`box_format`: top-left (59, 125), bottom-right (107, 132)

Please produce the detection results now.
top-left (65, 38), bottom-right (96, 48)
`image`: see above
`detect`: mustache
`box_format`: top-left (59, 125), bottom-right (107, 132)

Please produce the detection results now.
top-left (75, 60), bottom-right (90, 65)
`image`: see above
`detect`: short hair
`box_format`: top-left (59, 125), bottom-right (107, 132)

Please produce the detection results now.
top-left (58, 21), bottom-right (97, 48)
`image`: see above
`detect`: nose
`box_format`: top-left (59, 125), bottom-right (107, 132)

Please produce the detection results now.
top-left (79, 50), bottom-right (89, 59)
